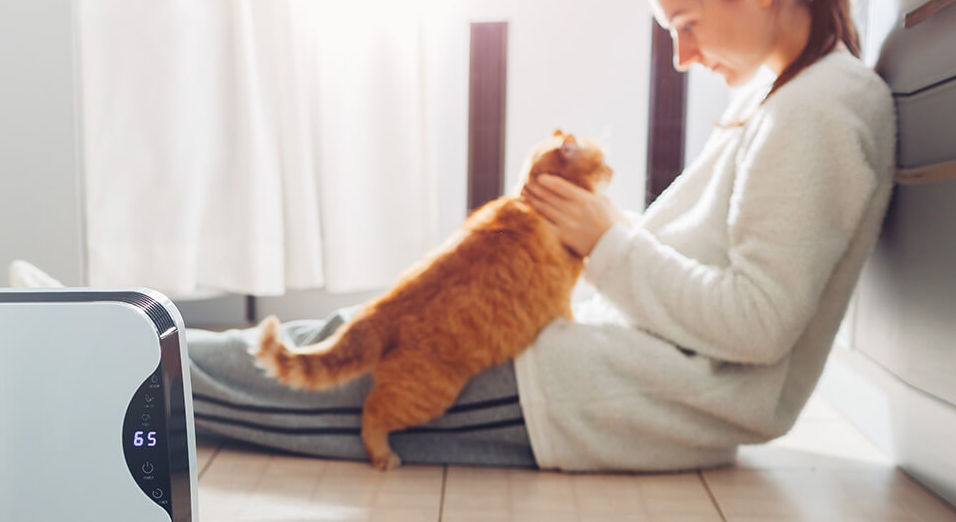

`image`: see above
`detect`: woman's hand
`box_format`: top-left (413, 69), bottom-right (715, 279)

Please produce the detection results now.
top-left (520, 174), bottom-right (628, 257)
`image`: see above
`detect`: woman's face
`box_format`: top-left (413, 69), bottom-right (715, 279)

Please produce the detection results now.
top-left (649, 0), bottom-right (780, 87)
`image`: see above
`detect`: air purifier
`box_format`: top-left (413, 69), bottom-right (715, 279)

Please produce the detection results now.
top-left (0, 289), bottom-right (197, 521)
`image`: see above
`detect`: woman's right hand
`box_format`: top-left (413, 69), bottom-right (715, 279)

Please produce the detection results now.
top-left (521, 174), bottom-right (627, 257)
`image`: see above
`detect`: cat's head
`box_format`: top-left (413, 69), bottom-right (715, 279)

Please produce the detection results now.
top-left (523, 130), bottom-right (613, 192)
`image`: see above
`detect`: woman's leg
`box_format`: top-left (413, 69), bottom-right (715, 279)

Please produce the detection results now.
top-left (187, 307), bottom-right (535, 468)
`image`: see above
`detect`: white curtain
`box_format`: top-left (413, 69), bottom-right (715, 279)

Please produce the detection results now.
top-left (78, 0), bottom-right (437, 298)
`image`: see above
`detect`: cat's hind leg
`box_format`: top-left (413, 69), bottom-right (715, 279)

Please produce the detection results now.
top-left (362, 359), bottom-right (466, 470)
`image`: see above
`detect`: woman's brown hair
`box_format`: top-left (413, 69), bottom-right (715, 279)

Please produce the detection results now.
top-left (718, 0), bottom-right (862, 127)
top-left (767, 0), bottom-right (861, 99)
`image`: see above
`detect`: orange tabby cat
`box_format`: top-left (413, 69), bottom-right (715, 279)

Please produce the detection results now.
top-left (254, 130), bottom-right (613, 469)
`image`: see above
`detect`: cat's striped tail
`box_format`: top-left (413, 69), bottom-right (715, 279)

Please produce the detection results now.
top-left (253, 314), bottom-right (385, 390)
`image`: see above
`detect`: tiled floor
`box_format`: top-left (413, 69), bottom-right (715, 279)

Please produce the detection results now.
top-left (196, 393), bottom-right (956, 521)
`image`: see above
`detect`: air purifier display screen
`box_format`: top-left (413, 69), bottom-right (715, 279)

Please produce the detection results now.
top-left (123, 364), bottom-right (173, 513)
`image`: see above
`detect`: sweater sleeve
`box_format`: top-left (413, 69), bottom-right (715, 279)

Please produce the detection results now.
top-left (585, 98), bottom-right (878, 365)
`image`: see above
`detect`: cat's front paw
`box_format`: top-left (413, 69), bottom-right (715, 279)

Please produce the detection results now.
top-left (371, 451), bottom-right (403, 471)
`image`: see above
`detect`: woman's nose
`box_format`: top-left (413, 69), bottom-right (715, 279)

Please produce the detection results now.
top-left (672, 33), bottom-right (700, 72)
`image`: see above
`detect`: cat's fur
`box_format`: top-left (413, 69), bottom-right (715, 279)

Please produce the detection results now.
top-left (253, 130), bottom-right (612, 469)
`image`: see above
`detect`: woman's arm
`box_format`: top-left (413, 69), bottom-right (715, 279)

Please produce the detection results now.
top-left (533, 101), bottom-right (883, 366)
top-left (521, 176), bottom-right (628, 257)
top-left (600, 102), bottom-right (879, 365)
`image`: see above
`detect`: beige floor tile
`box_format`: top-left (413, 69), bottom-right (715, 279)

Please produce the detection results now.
top-left (308, 460), bottom-right (443, 511)
top-left (737, 418), bottom-right (892, 470)
top-left (310, 460), bottom-right (382, 507)
top-left (443, 466), bottom-right (722, 521)
top-left (374, 465), bottom-right (446, 508)
top-left (572, 472), bottom-right (720, 519)
top-left (509, 468), bottom-right (578, 512)
top-left (442, 466), bottom-right (510, 512)
top-left (195, 437), bottom-right (222, 476)
top-left (442, 511), bottom-right (580, 522)
top-left (235, 453), bottom-right (329, 521)
top-left (601, 513), bottom-right (719, 522)
top-left (569, 473), bottom-right (648, 514)
top-left (508, 511), bottom-right (580, 522)
top-left (703, 467), bottom-right (956, 522)
top-left (442, 510), bottom-right (516, 522)
top-left (198, 443), bottom-right (442, 522)
top-left (720, 508), bottom-right (821, 521)
top-left (367, 507), bottom-right (440, 521)
top-left (634, 472), bottom-right (726, 518)
top-left (198, 445), bottom-right (275, 521)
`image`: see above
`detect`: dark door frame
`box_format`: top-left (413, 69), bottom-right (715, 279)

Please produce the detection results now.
top-left (645, 22), bottom-right (687, 208)
top-left (467, 22), bottom-right (509, 212)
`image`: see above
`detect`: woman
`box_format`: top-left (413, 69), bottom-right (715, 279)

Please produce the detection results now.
top-left (516, 0), bottom-right (895, 470)
top-left (186, 0), bottom-right (895, 470)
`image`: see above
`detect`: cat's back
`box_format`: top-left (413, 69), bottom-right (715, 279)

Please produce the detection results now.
top-left (380, 195), bottom-right (580, 331)
top-left (440, 196), bottom-right (576, 283)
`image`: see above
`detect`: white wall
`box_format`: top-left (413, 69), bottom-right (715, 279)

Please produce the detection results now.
top-left (424, 0), bottom-right (654, 240)
top-left (0, 0), bottom-right (85, 286)
top-left (259, 0), bottom-right (658, 322)
top-left (684, 67), bottom-right (729, 166)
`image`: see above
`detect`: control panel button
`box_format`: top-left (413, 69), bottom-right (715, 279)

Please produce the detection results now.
top-left (142, 462), bottom-right (155, 474)
top-left (151, 488), bottom-right (164, 499)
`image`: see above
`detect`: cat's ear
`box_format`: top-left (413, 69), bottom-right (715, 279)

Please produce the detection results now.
top-left (552, 129), bottom-right (564, 137)
top-left (559, 134), bottom-right (578, 160)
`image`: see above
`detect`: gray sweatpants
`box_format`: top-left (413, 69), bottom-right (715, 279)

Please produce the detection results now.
top-left (186, 306), bottom-right (536, 468)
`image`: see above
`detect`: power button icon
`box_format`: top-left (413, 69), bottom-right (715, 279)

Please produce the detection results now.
top-left (142, 462), bottom-right (155, 474)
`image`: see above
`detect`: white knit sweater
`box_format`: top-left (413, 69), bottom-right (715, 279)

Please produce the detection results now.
top-left (514, 48), bottom-right (897, 471)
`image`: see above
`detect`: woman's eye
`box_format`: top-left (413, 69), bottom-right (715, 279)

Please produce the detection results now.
top-left (680, 22), bottom-right (696, 33)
